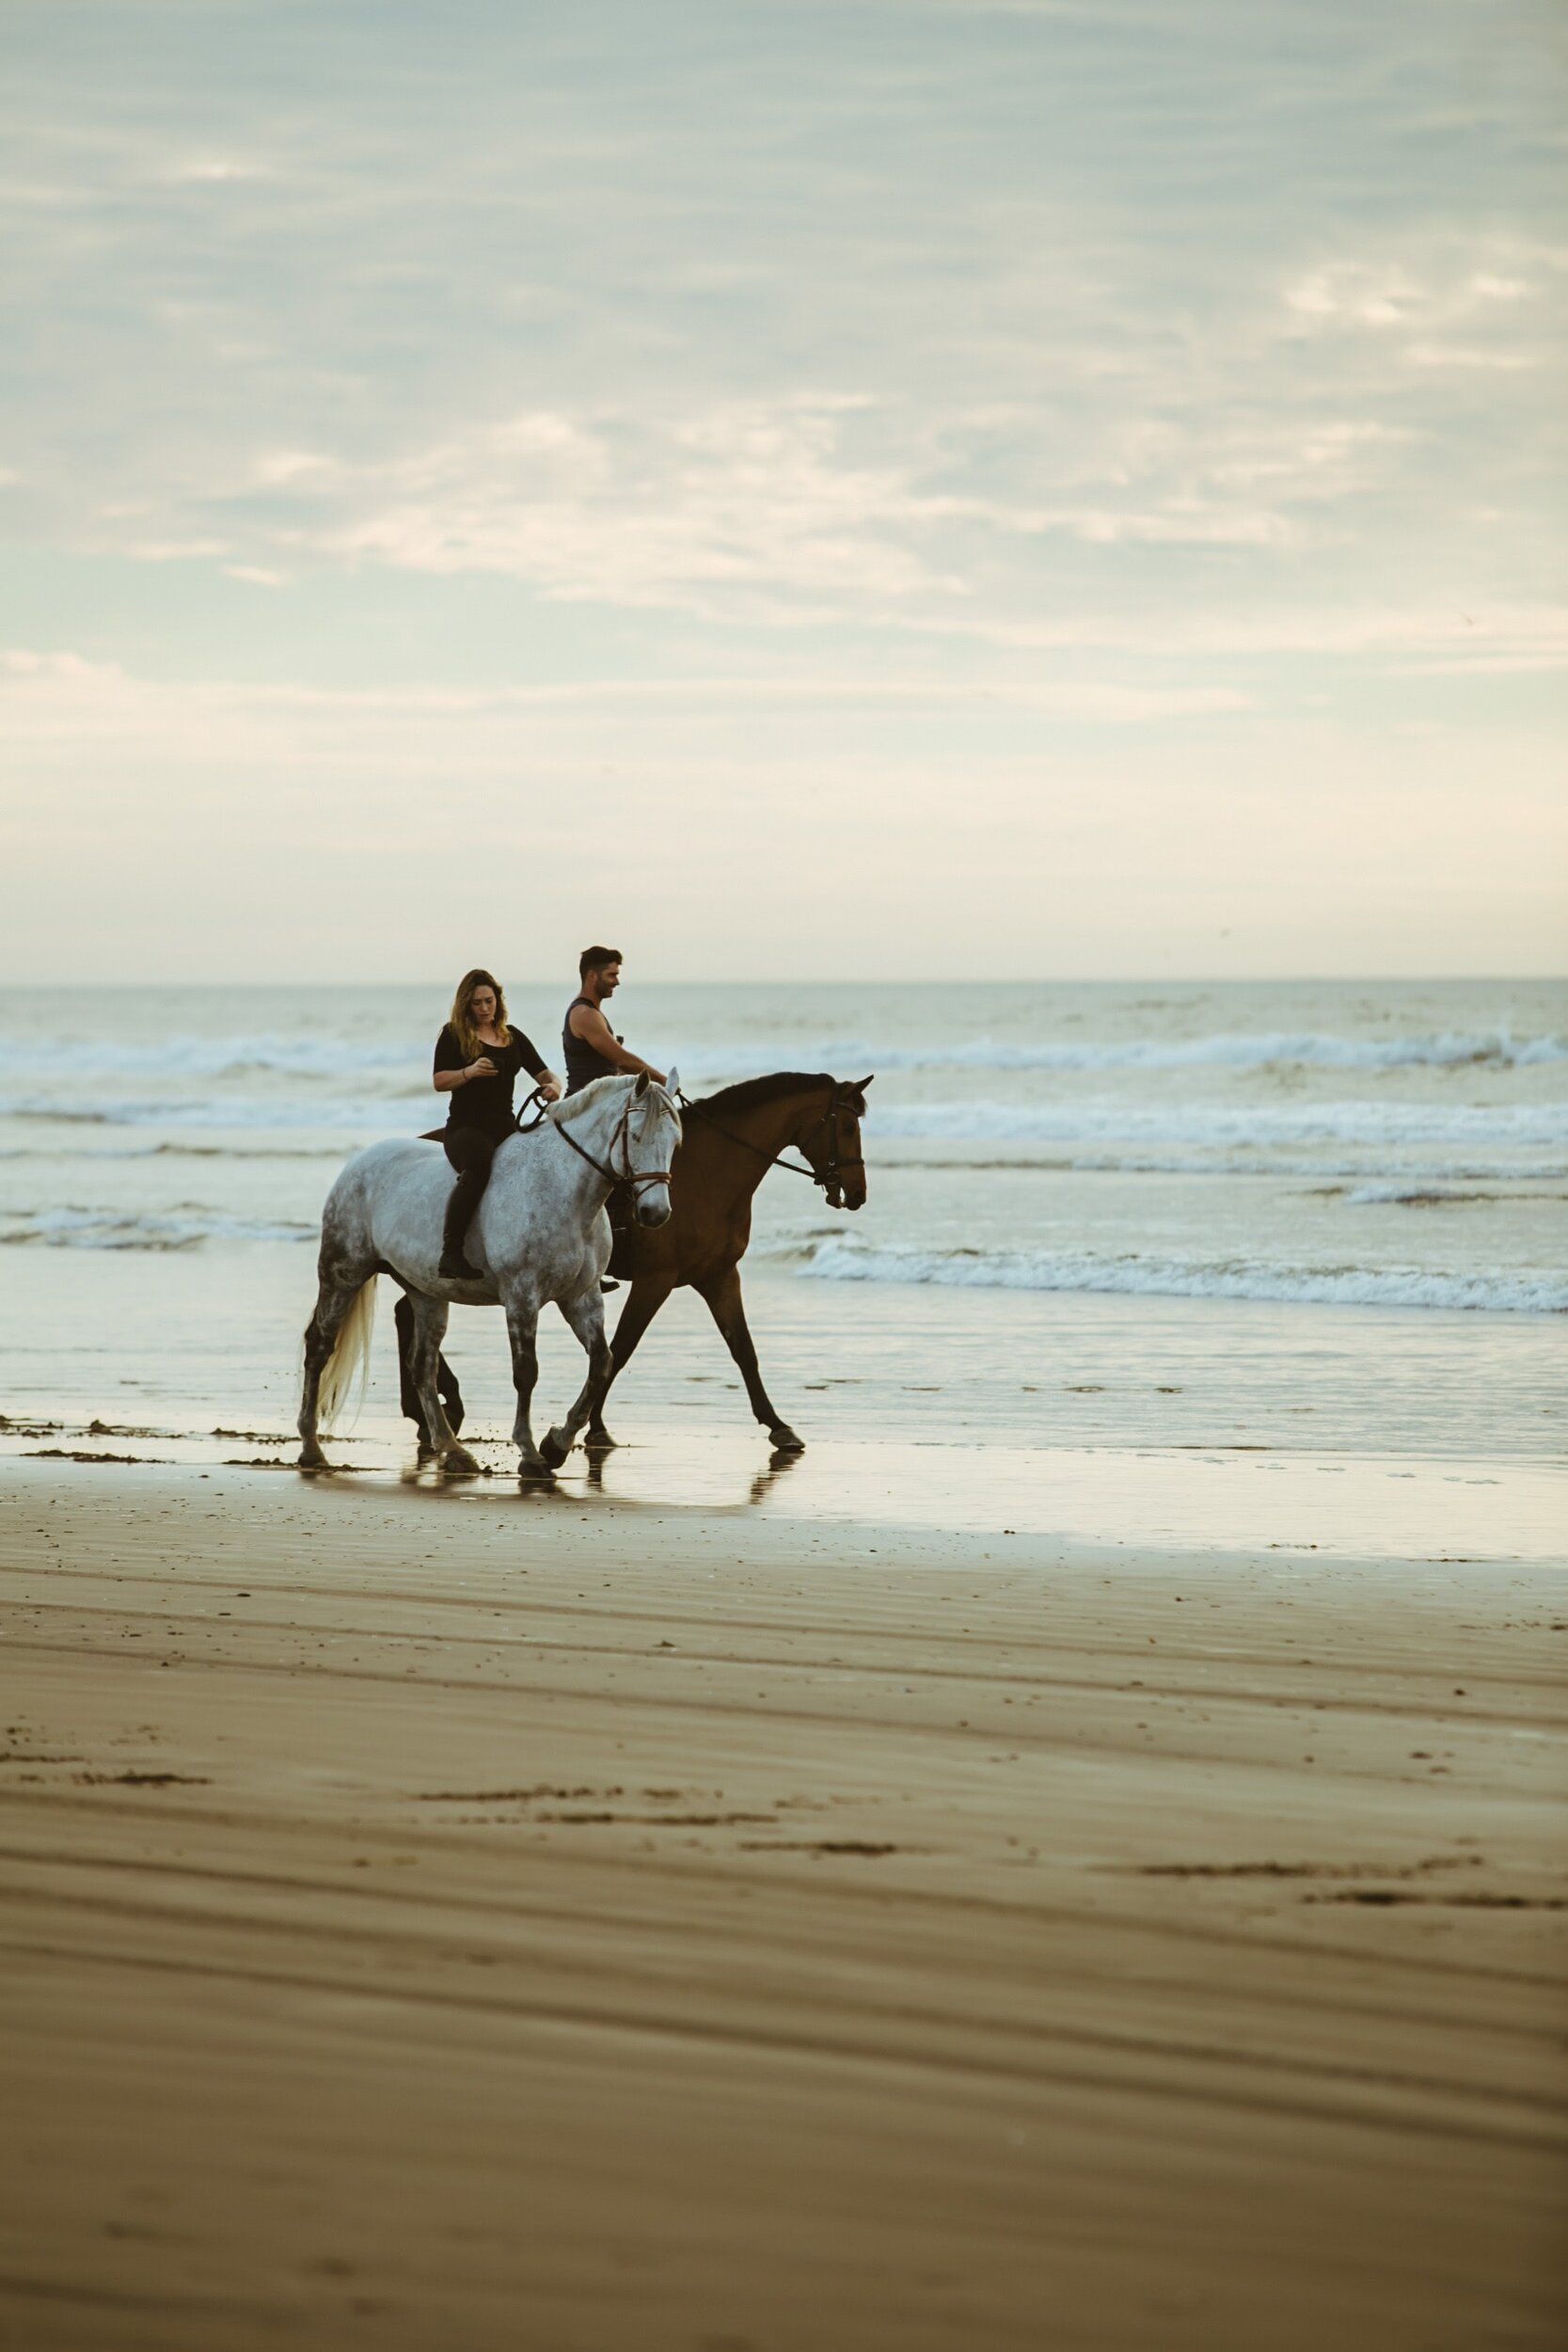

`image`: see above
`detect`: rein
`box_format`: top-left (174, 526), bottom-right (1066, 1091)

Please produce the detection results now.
top-left (677, 1088), bottom-right (865, 1194)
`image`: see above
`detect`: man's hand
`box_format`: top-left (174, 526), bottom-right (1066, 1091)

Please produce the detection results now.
top-left (536, 1073), bottom-right (562, 1102)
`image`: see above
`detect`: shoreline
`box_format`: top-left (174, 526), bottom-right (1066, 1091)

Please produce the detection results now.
top-left (3, 1406), bottom-right (1563, 1562)
top-left (2, 1461), bottom-right (1563, 2347)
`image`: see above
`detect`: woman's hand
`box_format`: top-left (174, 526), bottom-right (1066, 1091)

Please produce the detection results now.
top-left (467, 1056), bottom-right (498, 1081)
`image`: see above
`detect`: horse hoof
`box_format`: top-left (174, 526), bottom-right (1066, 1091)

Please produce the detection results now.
top-left (443, 1446), bottom-right (483, 1477)
top-left (768, 1426), bottom-right (806, 1454)
top-left (517, 1456), bottom-right (556, 1486)
top-left (584, 1427), bottom-right (617, 1454)
top-left (297, 1443), bottom-right (329, 1471)
top-left (539, 1428), bottom-right (570, 1470)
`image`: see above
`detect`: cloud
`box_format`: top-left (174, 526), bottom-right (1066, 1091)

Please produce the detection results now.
top-left (0, 0), bottom-right (1563, 974)
top-left (245, 399), bottom-right (956, 614)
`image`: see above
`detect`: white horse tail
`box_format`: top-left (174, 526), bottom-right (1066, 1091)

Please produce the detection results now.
top-left (317, 1276), bottom-right (378, 1430)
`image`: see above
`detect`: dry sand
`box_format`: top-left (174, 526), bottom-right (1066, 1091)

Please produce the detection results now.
top-left (1, 1458), bottom-right (1563, 2350)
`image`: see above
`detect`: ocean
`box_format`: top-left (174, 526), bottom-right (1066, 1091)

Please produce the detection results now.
top-left (2, 978), bottom-right (1562, 1552)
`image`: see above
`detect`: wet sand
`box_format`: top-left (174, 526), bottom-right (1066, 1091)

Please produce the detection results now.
top-left (1, 1459), bottom-right (1564, 2349)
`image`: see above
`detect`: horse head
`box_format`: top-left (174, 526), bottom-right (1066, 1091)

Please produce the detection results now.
top-left (626, 1066), bottom-right (683, 1227)
top-left (800, 1074), bottom-right (872, 1211)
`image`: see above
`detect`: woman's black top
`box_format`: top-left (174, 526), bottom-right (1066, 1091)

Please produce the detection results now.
top-left (434, 1025), bottom-right (546, 1140)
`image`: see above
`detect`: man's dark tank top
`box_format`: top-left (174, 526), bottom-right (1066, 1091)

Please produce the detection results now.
top-left (562, 996), bottom-right (619, 1095)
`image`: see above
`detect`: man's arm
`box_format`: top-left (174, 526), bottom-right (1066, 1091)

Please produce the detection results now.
top-left (568, 1002), bottom-right (666, 1085)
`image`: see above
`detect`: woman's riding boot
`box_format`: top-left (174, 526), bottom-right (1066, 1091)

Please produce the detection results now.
top-left (439, 1172), bottom-right (485, 1281)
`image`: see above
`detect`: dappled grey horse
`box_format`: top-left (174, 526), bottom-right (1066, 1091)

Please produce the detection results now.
top-left (297, 1071), bottom-right (681, 1477)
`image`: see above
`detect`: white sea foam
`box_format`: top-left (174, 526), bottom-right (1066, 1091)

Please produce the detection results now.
top-left (672, 1027), bottom-right (1568, 1077)
top-left (868, 1099), bottom-right (1568, 1150)
top-left (0, 1023), bottom-right (1561, 1087)
top-left (799, 1238), bottom-right (1568, 1315)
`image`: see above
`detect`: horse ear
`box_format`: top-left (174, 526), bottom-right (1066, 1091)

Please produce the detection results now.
top-left (634, 1069), bottom-right (649, 1097)
top-left (666, 1065), bottom-right (679, 1096)
top-left (857, 1074), bottom-right (874, 1090)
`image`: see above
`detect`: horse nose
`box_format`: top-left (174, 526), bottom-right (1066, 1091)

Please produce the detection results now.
top-left (637, 1192), bottom-right (672, 1228)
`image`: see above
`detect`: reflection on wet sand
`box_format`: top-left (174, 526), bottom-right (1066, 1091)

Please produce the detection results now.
top-left (8, 1408), bottom-right (1557, 1559)
top-left (579, 1435), bottom-right (805, 1508)
top-left (751, 1445), bottom-right (807, 1505)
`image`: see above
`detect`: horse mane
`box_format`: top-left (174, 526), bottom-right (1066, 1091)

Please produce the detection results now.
top-left (695, 1071), bottom-right (834, 1115)
top-left (546, 1073), bottom-right (631, 1123)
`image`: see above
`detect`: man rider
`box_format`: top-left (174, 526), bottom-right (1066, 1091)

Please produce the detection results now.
top-left (563, 947), bottom-right (667, 1289)
top-left (562, 946), bottom-right (667, 1095)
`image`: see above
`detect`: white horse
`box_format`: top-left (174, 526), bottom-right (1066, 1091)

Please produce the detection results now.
top-left (297, 1070), bottom-right (682, 1478)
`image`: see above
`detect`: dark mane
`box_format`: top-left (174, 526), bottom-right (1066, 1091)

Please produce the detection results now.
top-left (695, 1070), bottom-right (835, 1115)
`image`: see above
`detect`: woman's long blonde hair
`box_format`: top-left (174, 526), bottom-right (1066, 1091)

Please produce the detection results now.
top-left (449, 968), bottom-right (513, 1062)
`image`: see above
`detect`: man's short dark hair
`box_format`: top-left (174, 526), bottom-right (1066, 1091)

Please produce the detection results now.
top-left (579, 945), bottom-right (622, 980)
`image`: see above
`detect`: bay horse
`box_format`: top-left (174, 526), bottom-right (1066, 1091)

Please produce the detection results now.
top-left (298, 1071), bottom-right (682, 1478)
top-left (396, 1071), bottom-right (870, 1458)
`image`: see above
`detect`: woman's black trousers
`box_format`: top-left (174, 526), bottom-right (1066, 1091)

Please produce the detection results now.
top-left (441, 1127), bottom-right (499, 1257)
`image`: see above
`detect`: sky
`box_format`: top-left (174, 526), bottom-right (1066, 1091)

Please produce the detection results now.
top-left (1, 0), bottom-right (1564, 983)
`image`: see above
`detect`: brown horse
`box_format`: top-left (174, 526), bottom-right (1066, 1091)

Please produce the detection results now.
top-left (394, 1071), bottom-right (871, 1457)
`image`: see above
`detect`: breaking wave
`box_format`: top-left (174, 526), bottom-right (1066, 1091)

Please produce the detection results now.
top-left (798, 1238), bottom-right (1568, 1315)
top-left (0, 1095), bottom-right (429, 1132)
top-left (0, 1207), bottom-right (317, 1251)
top-left (0, 1034), bottom-right (421, 1082)
top-left (5, 1093), bottom-right (1563, 1156)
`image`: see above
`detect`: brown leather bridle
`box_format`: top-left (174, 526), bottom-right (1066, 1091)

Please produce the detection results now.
top-left (546, 1083), bottom-right (676, 1199)
top-left (678, 1082), bottom-right (867, 1206)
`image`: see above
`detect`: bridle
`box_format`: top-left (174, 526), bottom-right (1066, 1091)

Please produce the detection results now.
top-left (532, 1083), bottom-right (676, 1199)
top-left (677, 1084), bottom-right (866, 1206)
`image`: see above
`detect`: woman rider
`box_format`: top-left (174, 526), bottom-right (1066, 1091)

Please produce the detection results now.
top-left (434, 969), bottom-right (561, 1280)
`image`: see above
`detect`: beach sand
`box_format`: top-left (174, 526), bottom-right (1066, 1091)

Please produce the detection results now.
top-left (1, 1459), bottom-right (1563, 2349)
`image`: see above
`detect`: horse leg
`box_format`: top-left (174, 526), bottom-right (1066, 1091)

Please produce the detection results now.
top-left (297, 1272), bottom-right (364, 1470)
top-left (395, 1292), bottom-right (466, 1454)
top-left (587, 1274), bottom-right (674, 1448)
top-left (541, 1288), bottom-right (614, 1469)
top-left (395, 1293), bottom-right (423, 1438)
top-left (504, 1292), bottom-right (552, 1479)
top-left (697, 1264), bottom-right (803, 1453)
top-left (406, 1293), bottom-right (482, 1476)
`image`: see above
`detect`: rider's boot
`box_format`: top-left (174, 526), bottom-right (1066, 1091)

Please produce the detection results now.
top-left (439, 1192), bottom-right (483, 1283)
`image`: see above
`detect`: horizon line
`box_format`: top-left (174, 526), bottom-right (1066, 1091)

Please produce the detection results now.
top-left (0, 973), bottom-right (1562, 992)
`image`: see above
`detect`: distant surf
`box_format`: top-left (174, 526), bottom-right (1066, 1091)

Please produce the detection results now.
top-left (0, 1207), bottom-right (317, 1250)
top-left (0, 1022), bottom-right (1561, 1087)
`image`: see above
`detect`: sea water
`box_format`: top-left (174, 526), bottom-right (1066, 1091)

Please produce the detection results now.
top-left (1, 979), bottom-right (1562, 1549)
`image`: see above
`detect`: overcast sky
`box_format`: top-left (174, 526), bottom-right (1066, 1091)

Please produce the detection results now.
top-left (2, 0), bottom-right (1564, 982)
